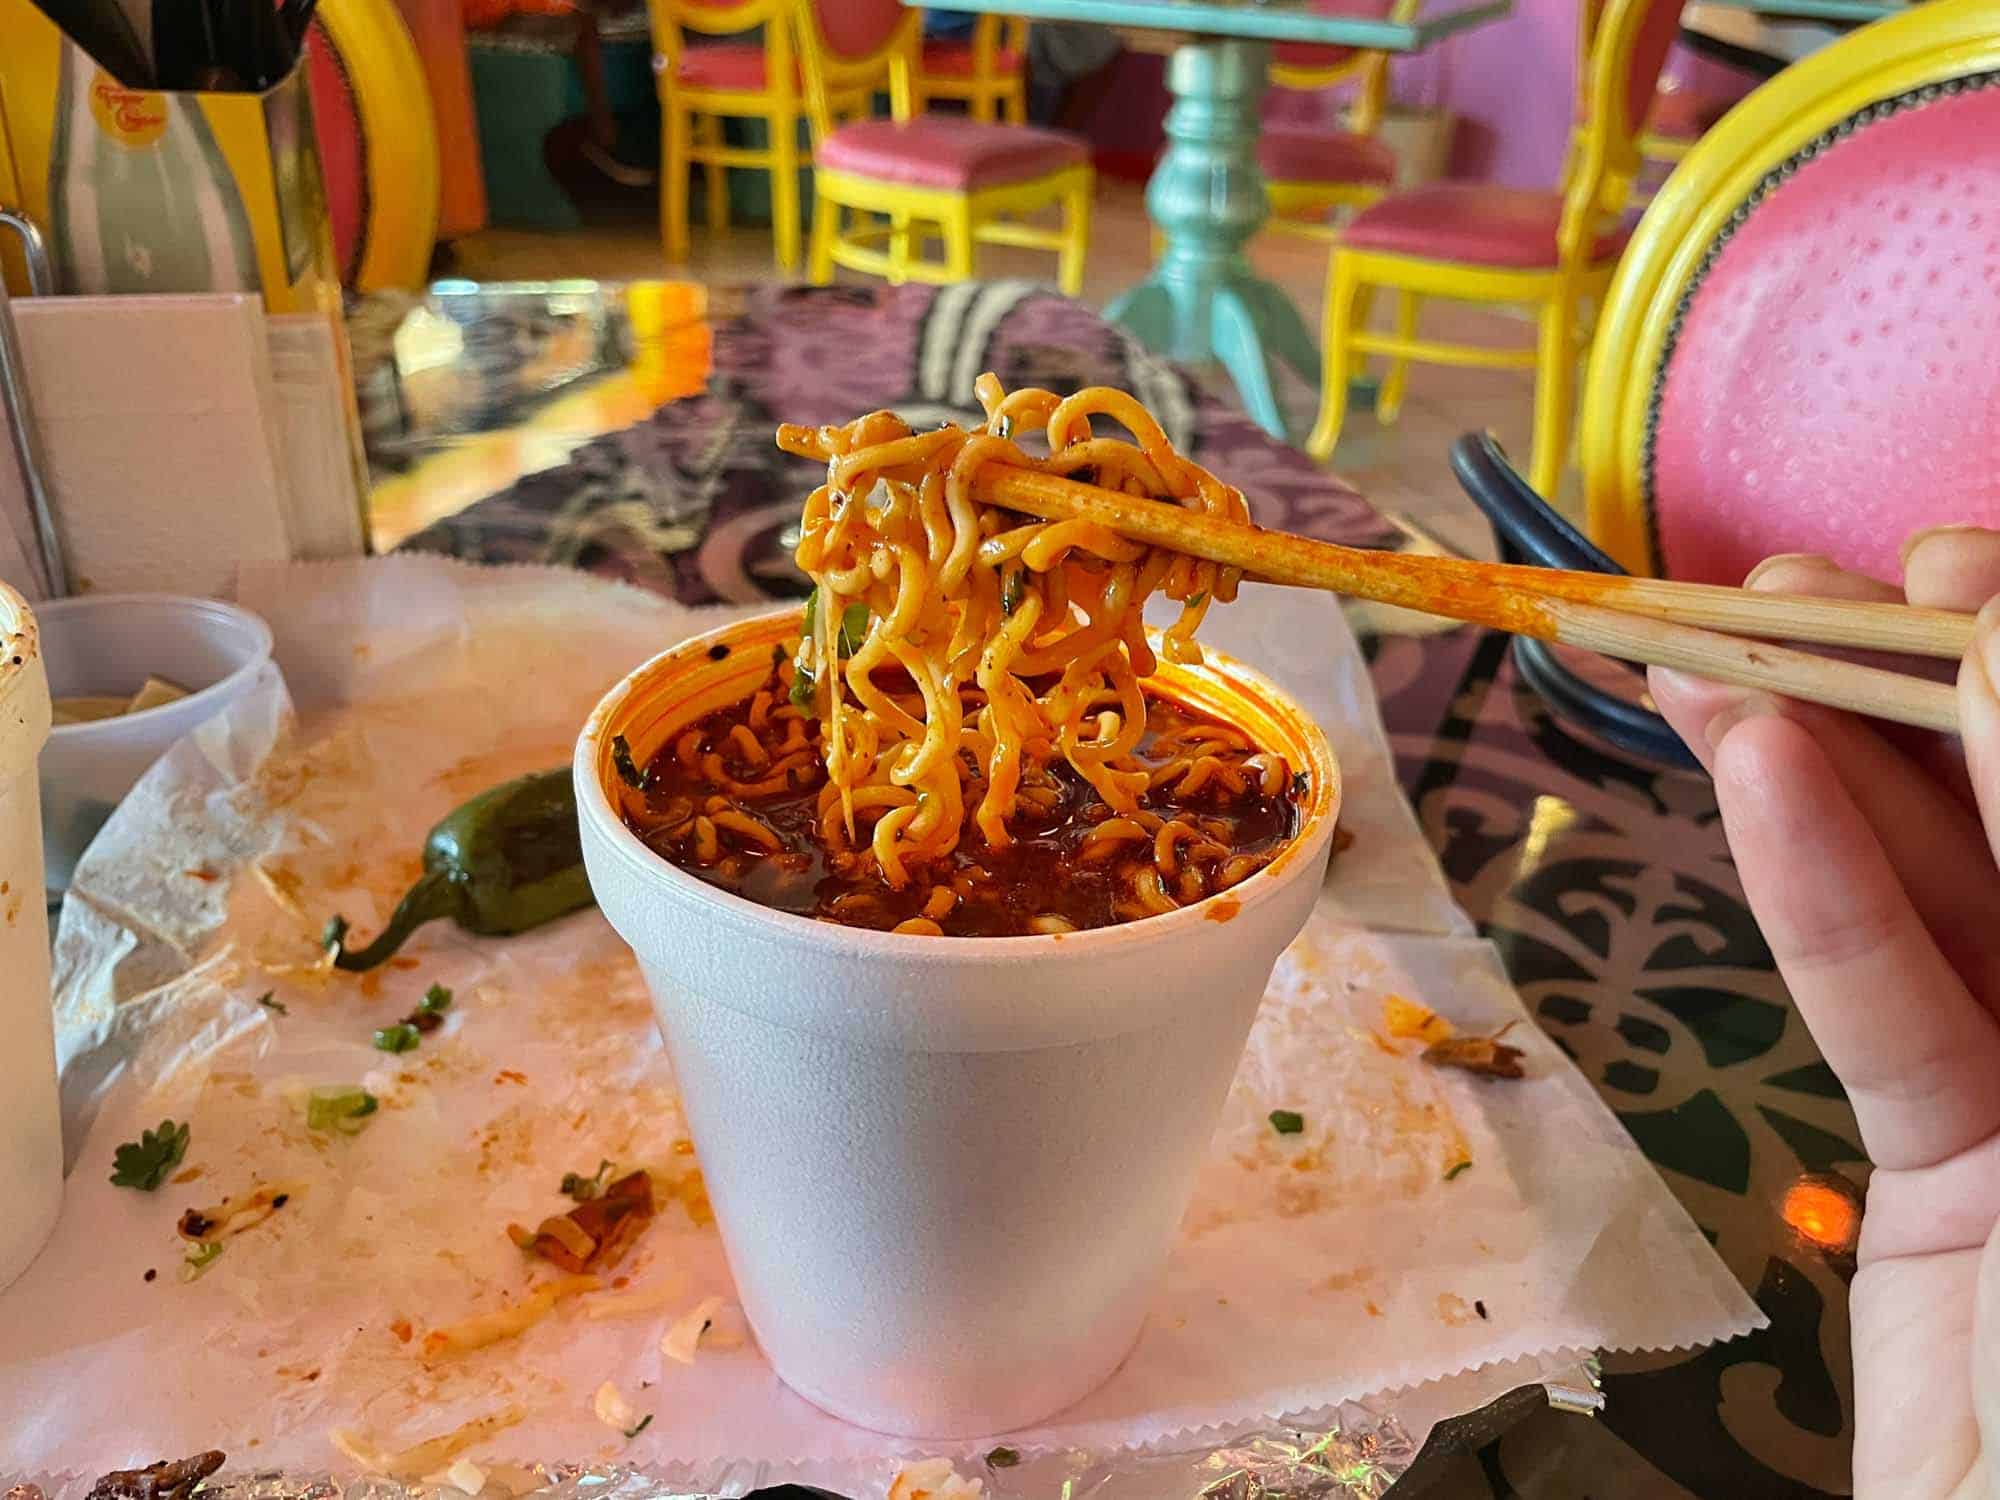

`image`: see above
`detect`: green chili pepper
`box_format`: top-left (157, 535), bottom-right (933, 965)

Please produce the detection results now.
top-left (326, 769), bottom-right (594, 971)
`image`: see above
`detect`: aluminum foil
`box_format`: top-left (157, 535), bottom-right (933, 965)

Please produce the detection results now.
top-left (7, 1361), bottom-right (1602, 1500)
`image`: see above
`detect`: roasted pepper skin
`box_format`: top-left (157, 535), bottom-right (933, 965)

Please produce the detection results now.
top-left (330, 770), bottom-right (594, 970)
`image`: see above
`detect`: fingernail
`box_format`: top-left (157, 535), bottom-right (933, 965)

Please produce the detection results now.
top-left (1704, 691), bottom-right (1782, 754)
top-left (1977, 597), bottom-right (2000, 683)
top-left (1901, 524), bottom-right (1984, 568)
top-left (1743, 553), bottom-right (1839, 590)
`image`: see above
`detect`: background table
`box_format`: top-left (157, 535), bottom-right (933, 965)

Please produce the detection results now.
top-left (911, 0), bottom-right (1511, 445)
top-left (354, 278), bottom-right (1864, 1498)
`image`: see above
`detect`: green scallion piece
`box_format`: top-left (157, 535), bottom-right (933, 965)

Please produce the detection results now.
top-left (419, 982), bottom-right (453, 1015)
top-left (373, 1022), bottom-right (420, 1055)
top-left (307, 1085), bottom-right (380, 1135)
top-left (1268, 1109), bottom-right (1305, 1136)
top-left (611, 733), bottom-right (650, 790)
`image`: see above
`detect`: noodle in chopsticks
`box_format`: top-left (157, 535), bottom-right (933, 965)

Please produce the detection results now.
top-left (774, 374), bottom-right (1254, 888)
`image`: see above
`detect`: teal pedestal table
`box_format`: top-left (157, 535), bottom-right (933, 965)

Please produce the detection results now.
top-left (1106, 38), bottom-right (1320, 443)
top-left (904, 0), bottom-right (1512, 443)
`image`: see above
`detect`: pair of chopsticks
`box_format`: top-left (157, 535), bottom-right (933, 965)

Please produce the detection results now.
top-left (973, 465), bottom-right (1970, 734)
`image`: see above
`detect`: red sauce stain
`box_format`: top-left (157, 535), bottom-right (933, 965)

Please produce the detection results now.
top-left (1205, 897), bottom-right (1242, 923)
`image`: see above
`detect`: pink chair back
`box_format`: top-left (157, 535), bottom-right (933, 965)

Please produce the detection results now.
top-left (1648, 83), bottom-right (2000, 583)
top-left (805, 0), bottom-right (904, 61)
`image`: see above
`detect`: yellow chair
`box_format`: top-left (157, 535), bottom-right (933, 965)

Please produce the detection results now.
top-left (1579, 0), bottom-right (2000, 585)
top-left (918, 14), bottom-right (1029, 124)
top-left (1305, 0), bottom-right (1682, 496)
top-left (1260, 0), bottom-right (1415, 242)
top-left (652, 0), bottom-right (876, 273)
top-left (800, 0), bottom-right (1092, 295)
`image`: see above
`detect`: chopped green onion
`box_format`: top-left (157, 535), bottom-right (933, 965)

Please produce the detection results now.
top-left (181, 1241), bottom-right (224, 1281)
top-left (373, 1022), bottom-right (420, 1054)
top-left (788, 661), bottom-right (817, 713)
top-left (799, 584), bottom-right (820, 640)
top-left (321, 914), bottom-right (349, 953)
top-left (611, 734), bottom-right (651, 790)
top-left (1268, 1109), bottom-right (1305, 1136)
top-left (839, 602), bottom-right (869, 655)
top-left (1444, 1160), bottom-right (1472, 1181)
top-left (560, 1159), bottom-right (616, 1201)
top-left (1187, 590), bottom-right (1208, 609)
top-left (1001, 567), bottom-right (1025, 618)
top-left (419, 982), bottom-right (453, 1015)
top-left (306, 1086), bottom-right (380, 1135)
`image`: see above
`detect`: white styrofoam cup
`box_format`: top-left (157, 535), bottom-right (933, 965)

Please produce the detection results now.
top-left (0, 583), bottom-right (60, 1292)
top-left (576, 609), bottom-right (1340, 1437)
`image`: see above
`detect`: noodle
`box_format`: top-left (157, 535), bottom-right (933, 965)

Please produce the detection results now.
top-left (774, 374), bottom-right (1253, 884)
top-left (619, 378), bottom-right (1309, 938)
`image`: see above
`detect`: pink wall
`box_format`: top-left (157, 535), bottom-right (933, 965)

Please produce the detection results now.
top-left (1079, 15), bottom-right (1756, 191)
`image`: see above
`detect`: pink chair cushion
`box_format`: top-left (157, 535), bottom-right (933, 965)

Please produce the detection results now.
top-left (673, 44), bottom-right (776, 91)
top-left (1651, 85), bottom-right (2000, 585)
top-left (921, 40), bottom-right (1024, 78)
top-left (1258, 125), bottom-right (1396, 187)
top-left (817, 116), bottom-right (1087, 189)
top-left (1338, 184), bottom-right (1631, 268)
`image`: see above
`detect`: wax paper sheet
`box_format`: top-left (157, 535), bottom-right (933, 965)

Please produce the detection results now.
top-left (0, 557), bottom-right (1761, 1494)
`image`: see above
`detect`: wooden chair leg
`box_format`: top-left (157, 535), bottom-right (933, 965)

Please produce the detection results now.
top-left (807, 180), bottom-right (838, 285)
top-left (663, 105), bottom-right (691, 262)
top-left (1306, 253), bottom-right (1364, 462)
top-left (769, 112), bottom-right (801, 274)
top-left (1058, 179), bottom-right (1090, 297)
top-left (1529, 286), bottom-right (1578, 500)
top-left (1377, 291), bottom-right (1421, 425)
top-left (695, 116), bottom-right (728, 235)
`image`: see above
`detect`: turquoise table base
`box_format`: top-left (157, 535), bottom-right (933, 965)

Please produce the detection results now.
top-left (1105, 37), bottom-right (1320, 443)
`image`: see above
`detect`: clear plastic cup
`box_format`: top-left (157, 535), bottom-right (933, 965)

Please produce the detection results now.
top-left (36, 593), bottom-right (272, 894)
top-left (0, 583), bottom-right (60, 1292)
top-left (575, 609), bottom-right (1341, 1437)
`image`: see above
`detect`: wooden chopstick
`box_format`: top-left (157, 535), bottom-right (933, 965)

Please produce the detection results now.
top-left (975, 464), bottom-right (1965, 734)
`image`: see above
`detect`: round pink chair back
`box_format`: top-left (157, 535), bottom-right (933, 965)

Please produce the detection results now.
top-left (1647, 77), bottom-right (2000, 583)
top-left (1271, 0), bottom-right (1395, 75)
top-left (805, 0), bottom-right (904, 61)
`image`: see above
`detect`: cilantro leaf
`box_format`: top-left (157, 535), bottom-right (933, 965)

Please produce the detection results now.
top-left (985, 1447), bottom-right (1020, 1469)
top-left (110, 1119), bottom-right (190, 1191)
top-left (1268, 1109), bottom-right (1305, 1136)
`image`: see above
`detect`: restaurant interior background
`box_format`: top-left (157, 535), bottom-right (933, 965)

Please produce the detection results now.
top-left (4, 0), bottom-right (1997, 1495)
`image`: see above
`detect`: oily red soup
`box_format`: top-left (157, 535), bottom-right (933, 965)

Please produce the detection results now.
top-left (618, 658), bottom-right (1302, 938)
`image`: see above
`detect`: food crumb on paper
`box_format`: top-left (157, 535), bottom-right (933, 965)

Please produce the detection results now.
top-left (888, 1458), bottom-right (983, 1499)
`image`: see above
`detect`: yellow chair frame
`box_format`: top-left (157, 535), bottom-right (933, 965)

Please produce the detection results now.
top-left (801, 5), bottom-right (1092, 295)
top-left (1579, 0), bottom-right (2000, 575)
top-left (1304, 0), bottom-right (1660, 496)
top-left (652, 0), bottom-right (876, 273)
top-left (1263, 4), bottom-right (1416, 242)
top-left (917, 14), bottom-right (1030, 123)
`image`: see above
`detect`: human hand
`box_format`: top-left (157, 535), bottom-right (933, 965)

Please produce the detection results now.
top-left (1648, 528), bottom-right (2000, 1499)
